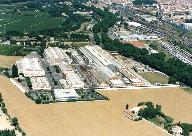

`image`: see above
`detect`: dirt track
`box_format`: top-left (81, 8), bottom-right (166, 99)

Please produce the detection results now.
top-left (0, 76), bottom-right (191, 136)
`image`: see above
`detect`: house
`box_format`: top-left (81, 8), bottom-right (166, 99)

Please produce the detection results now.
top-left (124, 106), bottom-right (145, 121)
top-left (171, 125), bottom-right (183, 136)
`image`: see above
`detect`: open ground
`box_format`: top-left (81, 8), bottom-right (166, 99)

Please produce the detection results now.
top-left (0, 75), bottom-right (191, 136)
top-left (0, 55), bottom-right (22, 68)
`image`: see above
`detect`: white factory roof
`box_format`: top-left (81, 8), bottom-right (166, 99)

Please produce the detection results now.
top-left (66, 72), bottom-right (84, 89)
top-left (85, 45), bottom-right (111, 66)
top-left (30, 76), bottom-right (51, 91)
top-left (44, 47), bottom-right (72, 64)
top-left (59, 79), bottom-right (71, 89)
top-left (59, 62), bottom-right (74, 74)
top-left (70, 49), bottom-right (85, 65)
top-left (54, 89), bottom-right (79, 101)
top-left (22, 58), bottom-right (42, 71)
top-left (16, 52), bottom-right (45, 77)
top-left (16, 51), bottom-right (43, 72)
top-left (126, 21), bottom-right (142, 27)
top-left (110, 78), bottom-right (124, 86)
top-left (130, 78), bottom-right (142, 83)
top-left (79, 45), bottom-right (117, 79)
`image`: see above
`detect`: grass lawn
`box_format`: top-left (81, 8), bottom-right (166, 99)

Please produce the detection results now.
top-left (140, 72), bottom-right (169, 84)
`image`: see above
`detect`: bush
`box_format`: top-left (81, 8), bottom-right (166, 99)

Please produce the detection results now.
top-left (11, 117), bottom-right (19, 126)
top-left (35, 98), bottom-right (41, 104)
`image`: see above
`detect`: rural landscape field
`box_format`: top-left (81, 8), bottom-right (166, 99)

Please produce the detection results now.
top-left (0, 55), bottom-right (22, 68)
top-left (0, 4), bottom-right (63, 34)
top-left (0, 76), bottom-right (191, 136)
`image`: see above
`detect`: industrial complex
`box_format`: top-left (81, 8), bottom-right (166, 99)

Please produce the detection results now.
top-left (9, 45), bottom-right (154, 103)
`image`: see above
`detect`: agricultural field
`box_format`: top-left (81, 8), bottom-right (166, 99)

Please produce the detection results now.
top-left (0, 4), bottom-right (64, 34)
top-left (140, 72), bottom-right (169, 84)
top-left (0, 55), bottom-right (22, 68)
top-left (0, 75), bottom-right (192, 136)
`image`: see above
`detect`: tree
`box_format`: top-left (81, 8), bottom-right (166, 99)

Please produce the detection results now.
top-left (12, 65), bottom-right (18, 78)
top-left (0, 130), bottom-right (16, 136)
top-left (168, 76), bottom-right (177, 84)
top-left (0, 93), bottom-right (2, 103)
top-left (137, 102), bottom-right (145, 106)
top-left (164, 116), bottom-right (174, 124)
top-left (35, 98), bottom-right (41, 104)
top-left (155, 104), bottom-right (162, 115)
top-left (2, 107), bottom-right (7, 114)
top-left (11, 117), bottom-right (19, 126)
top-left (126, 104), bottom-right (129, 109)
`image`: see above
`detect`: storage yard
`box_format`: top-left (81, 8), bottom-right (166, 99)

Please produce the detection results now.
top-left (0, 76), bottom-right (191, 136)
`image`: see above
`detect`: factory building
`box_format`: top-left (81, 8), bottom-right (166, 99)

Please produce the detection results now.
top-left (54, 89), bottom-right (79, 101)
top-left (30, 76), bottom-right (51, 91)
top-left (130, 78), bottom-right (144, 86)
top-left (79, 45), bottom-right (117, 79)
top-left (70, 49), bottom-right (85, 65)
top-left (66, 72), bottom-right (84, 89)
top-left (44, 47), bottom-right (72, 65)
top-left (59, 62), bottom-right (74, 75)
top-left (59, 79), bottom-right (71, 89)
top-left (110, 78), bottom-right (125, 87)
top-left (16, 52), bottom-right (45, 77)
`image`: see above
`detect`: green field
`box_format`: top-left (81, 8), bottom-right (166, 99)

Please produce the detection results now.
top-left (140, 72), bottom-right (169, 84)
top-left (0, 4), bottom-right (64, 34)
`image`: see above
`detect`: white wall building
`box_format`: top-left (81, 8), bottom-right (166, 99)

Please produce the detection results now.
top-left (66, 72), bottom-right (84, 89)
top-left (70, 49), bottom-right (85, 65)
top-left (54, 89), bottom-right (79, 101)
top-left (44, 47), bottom-right (72, 65)
top-left (171, 126), bottom-right (183, 136)
top-left (110, 78), bottom-right (125, 87)
top-left (16, 55), bottom-right (45, 77)
top-left (59, 62), bottom-right (74, 74)
top-left (30, 76), bottom-right (51, 91)
top-left (79, 45), bottom-right (118, 79)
